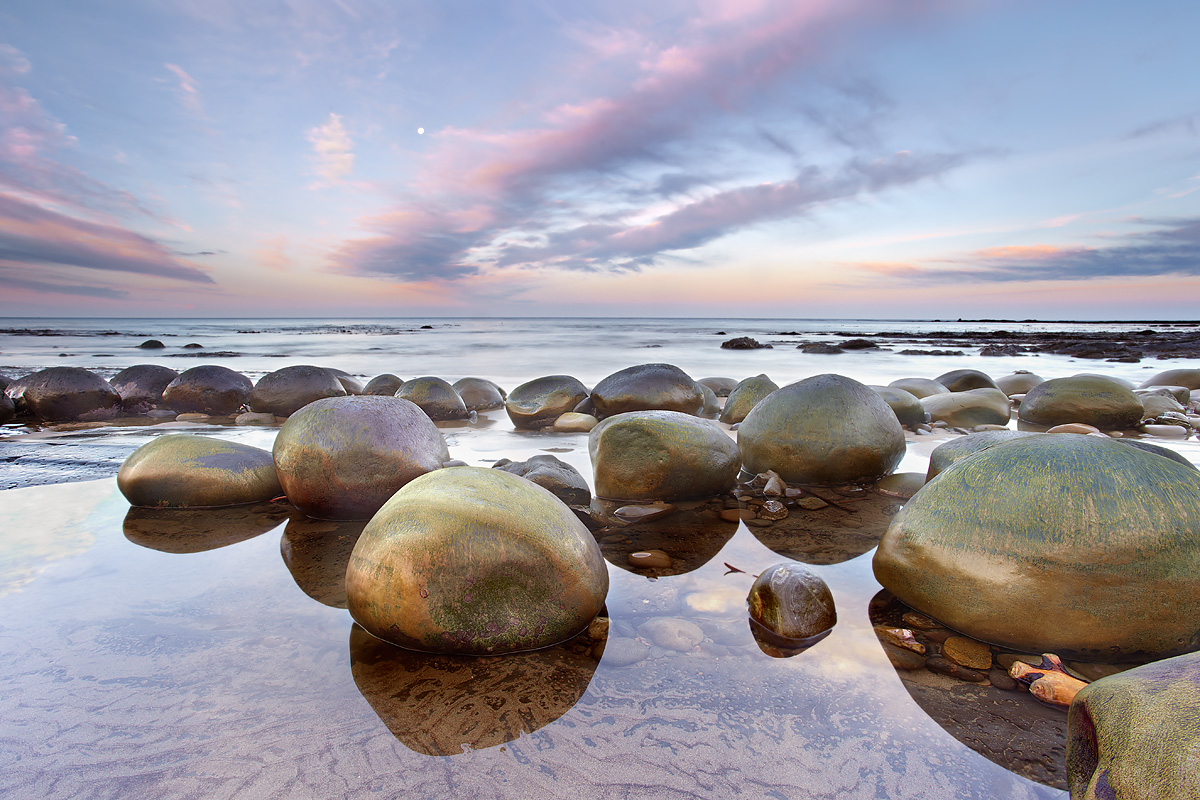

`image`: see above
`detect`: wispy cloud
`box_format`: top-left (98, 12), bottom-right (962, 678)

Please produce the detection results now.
top-left (307, 112), bottom-right (355, 187)
top-left (165, 63), bottom-right (204, 116)
top-left (0, 267), bottom-right (128, 299)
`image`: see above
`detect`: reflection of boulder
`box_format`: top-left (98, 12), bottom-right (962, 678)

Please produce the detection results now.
top-left (592, 500), bottom-right (737, 576)
top-left (280, 516), bottom-right (367, 608)
top-left (747, 490), bottom-right (901, 565)
top-left (349, 624), bottom-right (600, 756)
top-left (748, 616), bottom-right (833, 658)
top-left (123, 502), bottom-right (290, 553)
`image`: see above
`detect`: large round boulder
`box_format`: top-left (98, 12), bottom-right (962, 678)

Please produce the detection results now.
top-left (1018, 375), bottom-right (1144, 430)
top-left (117, 434), bottom-right (283, 508)
top-left (995, 370), bottom-right (1044, 396)
top-left (323, 368), bottom-right (364, 395)
top-left (925, 429), bottom-right (1035, 480)
top-left (492, 454), bottom-right (590, 506)
top-left (248, 365), bottom-right (347, 417)
top-left (719, 374), bottom-right (778, 424)
top-left (162, 365), bottom-right (253, 415)
top-left (921, 388), bottom-right (1012, 428)
top-left (590, 363), bottom-right (703, 418)
top-left (22, 367), bottom-right (121, 421)
top-left (1140, 369), bottom-right (1200, 391)
top-left (1067, 651), bottom-right (1200, 800)
top-left (396, 376), bottom-right (469, 421)
top-left (363, 374), bottom-right (404, 396)
top-left (738, 374), bottom-right (905, 486)
top-left (273, 396), bottom-right (450, 520)
top-left (935, 369), bottom-right (999, 392)
top-left (452, 377), bottom-right (506, 412)
top-left (590, 410), bottom-right (740, 501)
top-left (505, 375), bottom-right (589, 429)
top-left (345, 467), bottom-right (608, 655)
top-left (697, 377), bottom-right (738, 397)
top-left (888, 377), bottom-right (949, 399)
top-left (870, 386), bottom-right (925, 428)
top-left (874, 434), bottom-right (1200, 660)
top-left (110, 364), bottom-right (179, 410)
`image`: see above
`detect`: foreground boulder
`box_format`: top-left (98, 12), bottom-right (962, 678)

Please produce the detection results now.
top-left (162, 365), bottom-right (253, 415)
top-left (738, 374), bottom-right (905, 485)
top-left (248, 365), bottom-right (346, 417)
top-left (396, 376), bottom-right (469, 421)
top-left (346, 467), bottom-right (608, 654)
top-left (590, 363), bottom-right (703, 418)
top-left (492, 454), bottom-right (591, 506)
top-left (110, 364), bottom-right (179, 410)
top-left (118, 434), bottom-right (282, 507)
top-left (874, 434), bottom-right (1200, 660)
top-left (273, 396), bottom-right (450, 520)
top-left (590, 410), bottom-right (740, 501)
top-left (1018, 375), bottom-right (1144, 430)
top-left (505, 375), bottom-right (589, 429)
top-left (1067, 651), bottom-right (1200, 800)
top-left (921, 388), bottom-right (1012, 428)
top-left (925, 430), bottom-right (1035, 479)
top-left (452, 377), bottom-right (506, 411)
top-left (719, 374), bottom-right (778, 425)
top-left (22, 367), bottom-right (121, 421)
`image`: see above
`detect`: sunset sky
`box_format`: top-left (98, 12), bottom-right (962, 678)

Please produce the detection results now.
top-left (1, 0), bottom-right (1198, 319)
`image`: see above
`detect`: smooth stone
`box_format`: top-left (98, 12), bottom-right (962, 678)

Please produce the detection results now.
top-left (1137, 392), bottom-right (1186, 418)
top-left (757, 499), bottom-right (788, 520)
top-left (796, 496), bottom-right (828, 510)
top-left (697, 377), bottom-right (738, 397)
top-left (901, 612), bottom-right (940, 630)
top-left (1141, 424), bottom-right (1188, 438)
top-left (871, 386), bottom-right (926, 428)
top-left (248, 365), bottom-right (347, 417)
top-left (110, 364), bottom-right (179, 409)
top-left (0, 395), bottom-right (13, 425)
top-left (1118, 439), bottom-right (1198, 470)
top-left (942, 636), bottom-right (993, 670)
top-left (875, 627), bottom-right (925, 654)
top-left (738, 374), bottom-right (905, 486)
top-left (396, 376), bottom-right (469, 421)
top-left (492, 454), bottom-right (591, 506)
top-left (117, 434), bottom-right (283, 508)
top-left (1136, 385), bottom-right (1191, 404)
top-left (935, 369), bottom-right (999, 392)
top-left (138, 339), bottom-right (166, 349)
top-left (323, 368), bottom-right (364, 395)
top-left (988, 668), bottom-right (1018, 691)
top-left (883, 643), bottom-right (927, 670)
top-left (590, 410), bottom-right (740, 502)
top-left (926, 657), bottom-right (988, 683)
top-left (174, 412), bottom-right (213, 421)
top-left (148, 409), bottom-right (176, 419)
top-left (638, 617), bottom-right (704, 651)
top-left (920, 388), bottom-right (1012, 428)
top-left (552, 412), bottom-right (598, 432)
top-left (747, 561), bottom-right (836, 641)
top-left (1046, 423), bottom-right (1101, 435)
top-left (162, 365), bottom-right (253, 415)
top-left (1019, 375), bottom-right (1145, 430)
top-left (995, 370), bottom-right (1045, 396)
top-left (273, 396), bottom-right (450, 520)
top-left (799, 342), bottom-right (844, 354)
top-left (451, 377), bottom-right (506, 411)
top-left (597, 637), bottom-right (649, 666)
top-left (875, 434), bottom-right (1200, 660)
top-left (363, 374), bottom-right (404, 396)
top-left (888, 377), bottom-right (950, 399)
top-left (346, 467), bottom-right (608, 655)
top-left (627, 549), bottom-right (672, 568)
top-left (719, 374), bottom-right (778, 424)
top-left (614, 504), bottom-right (676, 523)
top-left (698, 383), bottom-right (721, 417)
top-left (925, 430), bottom-right (1036, 480)
top-left (21, 367), bottom-right (121, 421)
top-left (590, 363), bottom-right (704, 418)
top-left (876, 472), bottom-right (925, 499)
top-left (1139, 369), bottom-right (1200, 391)
top-left (234, 412), bottom-right (277, 426)
top-left (506, 375), bottom-right (590, 429)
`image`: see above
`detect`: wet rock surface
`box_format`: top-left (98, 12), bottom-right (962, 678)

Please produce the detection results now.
top-left (162, 365), bottom-right (253, 415)
top-left (590, 363), bottom-right (703, 418)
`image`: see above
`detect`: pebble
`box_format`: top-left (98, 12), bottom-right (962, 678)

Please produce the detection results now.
top-left (762, 474), bottom-right (786, 496)
top-left (628, 550), bottom-right (672, 568)
top-left (942, 636), bottom-right (993, 670)
top-left (988, 668), bottom-right (1018, 690)
top-left (595, 637), bottom-right (648, 666)
top-left (1046, 423), bottom-right (1101, 435)
top-left (235, 412), bottom-right (277, 426)
top-left (614, 504), bottom-right (676, 523)
top-left (552, 412), bottom-right (598, 432)
top-left (875, 627), bottom-right (926, 654)
top-left (883, 643), bottom-right (927, 670)
top-left (757, 500), bottom-right (788, 520)
top-left (1142, 424), bottom-right (1189, 438)
top-left (926, 656), bottom-right (988, 682)
top-left (920, 628), bottom-right (953, 644)
top-left (900, 612), bottom-right (940, 630)
top-left (796, 497), bottom-right (828, 510)
top-left (175, 412), bottom-right (212, 421)
top-left (587, 617), bottom-right (610, 640)
top-left (719, 508), bottom-right (755, 523)
top-left (638, 617), bottom-right (705, 651)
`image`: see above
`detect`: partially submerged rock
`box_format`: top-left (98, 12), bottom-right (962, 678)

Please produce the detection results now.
top-left (492, 453), bottom-right (591, 506)
top-left (162, 365), bottom-right (253, 415)
top-left (110, 364), bottom-right (179, 410)
top-left (590, 363), bottom-right (703, 417)
top-left (396, 376), bottom-right (469, 421)
top-left (935, 369), bottom-right (999, 392)
top-left (505, 375), bottom-right (589, 429)
top-left (719, 374), bottom-right (778, 425)
top-left (747, 561), bottom-right (837, 645)
top-left (452, 377), bottom-right (506, 411)
top-left (1018, 375), bottom-right (1144, 430)
top-left (117, 434), bottom-right (282, 508)
top-left (921, 388), bottom-right (1012, 428)
top-left (248, 365), bottom-right (347, 417)
top-left (22, 367), bottom-right (121, 421)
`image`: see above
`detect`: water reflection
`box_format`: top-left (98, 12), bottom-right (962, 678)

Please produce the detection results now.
top-left (349, 623), bottom-right (602, 756)
top-left (123, 501), bottom-right (291, 553)
top-left (748, 616), bottom-right (833, 658)
top-left (280, 516), bottom-right (367, 608)
top-left (747, 489), bottom-right (902, 565)
top-left (591, 499), bottom-right (736, 576)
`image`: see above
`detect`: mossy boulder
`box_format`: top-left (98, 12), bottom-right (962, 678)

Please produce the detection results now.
top-left (747, 561), bottom-right (837, 642)
top-left (871, 386), bottom-right (925, 428)
top-left (452, 377), bottom-right (506, 411)
top-left (323, 368), bottom-right (364, 395)
top-left (888, 377), bottom-right (950, 399)
top-left (590, 363), bottom-right (703, 418)
top-left (921, 388), bottom-right (1012, 428)
top-left (738, 374), bottom-right (905, 486)
top-left (248, 365), bottom-right (347, 417)
top-left (995, 371), bottom-right (1044, 396)
top-left (363, 374), bottom-right (404, 396)
top-left (1140, 369), bottom-right (1200, 391)
top-left (1117, 438), bottom-right (1198, 471)
top-left (925, 429), bottom-right (1035, 480)
top-left (22, 367), bottom-right (121, 421)
top-left (117, 434), bottom-right (283, 508)
top-left (397, 376), bottom-right (469, 421)
top-left (935, 369), bottom-right (999, 392)
top-left (345, 467), bottom-right (608, 655)
top-left (1067, 651), bottom-right (1200, 800)
top-left (273, 396), bottom-right (450, 520)
top-left (874, 434), bottom-right (1200, 661)
top-left (719, 374), bottom-right (778, 424)
top-left (505, 375), bottom-right (589, 429)
top-left (162, 365), bottom-right (253, 415)
top-left (590, 410), bottom-right (740, 501)
top-left (1018, 375), bottom-right (1144, 430)
top-left (110, 364), bottom-right (179, 410)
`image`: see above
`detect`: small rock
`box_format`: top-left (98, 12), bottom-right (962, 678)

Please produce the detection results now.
top-left (174, 412), bottom-right (212, 421)
top-left (757, 500), bottom-right (788, 521)
top-left (721, 337), bottom-right (772, 350)
top-left (901, 612), bottom-right (940, 630)
top-left (1142, 424), bottom-right (1189, 438)
top-left (587, 617), bottom-right (610, 640)
top-left (762, 474), bottom-right (786, 496)
top-left (988, 668), bottom-right (1018, 691)
top-left (927, 656), bottom-right (988, 682)
top-left (719, 508), bottom-right (755, 523)
top-left (138, 339), bottom-right (166, 349)
top-left (628, 550), bottom-right (672, 568)
top-left (875, 627), bottom-right (926, 654)
top-left (613, 504), bottom-right (676, 523)
top-left (883, 643), bottom-right (927, 670)
top-left (942, 636), bottom-right (993, 670)
top-left (235, 412), bottom-right (277, 426)
top-left (1046, 423), bottom-right (1102, 435)
top-left (796, 496), bottom-right (828, 510)
top-left (553, 412), bottom-right (598, 432)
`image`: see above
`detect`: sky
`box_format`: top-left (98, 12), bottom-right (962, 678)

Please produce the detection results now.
top-left (1, 0), bottom-right (1198, 319)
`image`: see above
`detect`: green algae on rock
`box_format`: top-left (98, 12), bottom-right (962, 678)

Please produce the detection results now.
top-left (346, 467), bottom-right (608, 655)
top-left (874, 434), bottom-right (1200, 661)
top-left (505, 375), bottom-right (589, 429)
top-left (117, 434), bottom-right (283, 508)
top-left (1018, 375), bottom-right (1144, 430)
top-left (925, 430), bottom-right (1036, 480)
top-left (719, 373), bottom-right (778, 424)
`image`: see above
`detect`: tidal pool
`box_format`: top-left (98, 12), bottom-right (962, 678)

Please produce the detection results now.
top-left (0, 471), bottom-right (1070, 799)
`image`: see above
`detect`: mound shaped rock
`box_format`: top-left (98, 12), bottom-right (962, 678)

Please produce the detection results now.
top-left (505, 375), bottom-right (589, 429)
top-left (590, 410), bottom-right (740, 501)
top-left (697, 377), bottom-right (737, 397)
top-left (162, 365), bottom-right (253, 415)
top-left (590, 363), bottom-right (703, 418)
top-left (1140, 369), bottom-right (1200, 391)
top-left (747, 561), bottom-right (837, 642)
top-left (118, 434), bottom-right (282, 508)
top-left (273, 396), bottom-right (450, 520)
top-left (248, 365), bottom-right (347, 417)
top-left (324, 368), bottom-right (364, 395)
top-left (111, 364), bottom-right (179, 410)
top-left (888, 377), bottom-right (950, 399)
top-left (738, 374), bottom-right (905, 486)
top-left (362, 374), bottom-right (403, 396)
top-left (874, 434), bottom-right (1200, 660)
top-left (719, 374), bottom-right (778, 425)
top-left (871, 386), bottom-right (925, 428)
top-left (492, 454), bottom-right (591, 506)
top-left (925, 429), bottom-right (1035, 480)
top-left (1018, 375), bottom-right (1144, 430)
top-left (452, 377), bottom-right (506, 411)
top-left (22, 367), bottom-right (121, 421)
top-left (935, 369), bottom-right (999, 392)
top-left (346, 467), bottom-right (608, 654)
top-left (397, 376), bottom-right (469, 421)
top-left (921, 388), bottom-right (1012, 428)
top-left (995, 370), bottom-right (1045, 396)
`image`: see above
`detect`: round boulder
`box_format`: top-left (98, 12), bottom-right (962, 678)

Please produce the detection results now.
top-left (698, 383), bottom-right (720, 417)
top-left (492, 454), bottom-right (590, 506)
top-left (162, 365), bottom-right (253, 415)
top-left (396, 377), bottom-right (469, 421)
top-left (888, 377), bottom-right (950, 399)
top-left (117, 434), bottom-right (283, 508)
top-left (0, 395), bottom-right (14, 425)
top-left (1018, 375), bottom-right (1144, 430)
top-left (323, 368), bottom-right (364, 395)
top-left (505, 375), bottom-right (589, 430)
top-left (345, 467), bottom-right (608, 655)
top-left (1140, 369), bottom-right (1200, 391)
top-left (935, 369), bottom-right (999, 392)
top-left (871, 386), bottom-right (925, 428)
top-left (452, 377), bottom-right (506, 411)
top-left (921, 388), bottom-right (1012, 428)
top-left (248, 365), bottom-right (347, 417)
top-left (995, 371), bottom-right (1044, 396)
top-left (22, 367), bottom-right (121, 421)
top-left (110, 364), bottom-right (179, 410)
top-left (590, 363), bottom-right (703, 418)
top-left (738, 374), bottom-right (905, 486)
top-left (273, 396), bottom-right (450, 520)
top-left (590, 410), bottom-right (740, 502)
top-left (747, 561), bottom-right (837, 643)
top-left (874, 434), bottom-right (1200, 660)
top-left (719, 374), bottom-right (778, 425)
top-left (697, 377), bottom-right (738, 397)
top-left (925, 429), bottom-right (1035, 480)
top-left (363, 374), bottom-right (404, 396)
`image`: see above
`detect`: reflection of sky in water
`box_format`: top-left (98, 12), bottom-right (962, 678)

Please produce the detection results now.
top-left (0, 480), bottom-right (111, 596)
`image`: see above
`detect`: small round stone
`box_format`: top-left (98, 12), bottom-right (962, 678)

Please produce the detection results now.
top-left (747, 561), bottom-right (837, 641)
top-left (628, 550), bottom-right (672, 568)
top-left (942, 635), bottom-right (993, 670)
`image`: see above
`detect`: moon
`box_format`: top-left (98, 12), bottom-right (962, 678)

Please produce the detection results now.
top-left (417, 127), bottom-right (424, 135)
